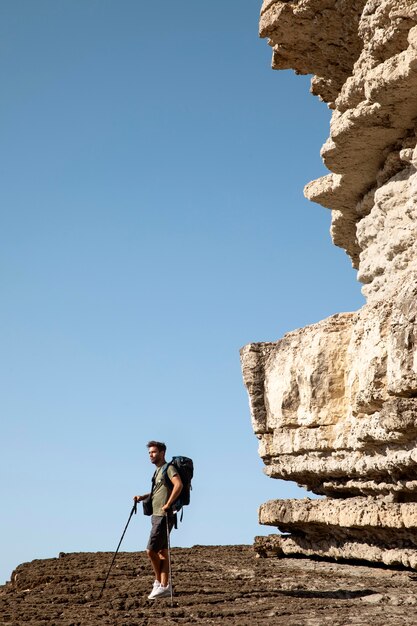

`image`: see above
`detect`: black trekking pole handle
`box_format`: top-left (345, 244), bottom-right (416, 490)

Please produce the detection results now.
top-left (98, 501), bottom-right (137, 599)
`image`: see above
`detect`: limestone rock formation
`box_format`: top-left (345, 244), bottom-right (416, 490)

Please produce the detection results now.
top-left (242, 0), bottom-right (417, 567)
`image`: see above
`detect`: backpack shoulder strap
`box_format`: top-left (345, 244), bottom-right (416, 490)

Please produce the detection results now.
top-left (150, 469), bottom-right (158, 492)
top-left (161, 462), bottom-right (173, 489)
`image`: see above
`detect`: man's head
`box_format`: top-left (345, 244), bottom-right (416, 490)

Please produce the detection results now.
top-left (147, 440), bottom-right (166, 466)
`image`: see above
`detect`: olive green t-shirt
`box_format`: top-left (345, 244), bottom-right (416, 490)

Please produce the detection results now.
top-left (152, 463), bottom-right (178, 516)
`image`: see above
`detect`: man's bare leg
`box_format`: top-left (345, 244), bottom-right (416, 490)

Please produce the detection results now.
top-left (158, 549), bottom-right (169, 587)
top-left (147, 549), bottom-right (163, 583)
top-left (147, 549), bottom-right (170, 586)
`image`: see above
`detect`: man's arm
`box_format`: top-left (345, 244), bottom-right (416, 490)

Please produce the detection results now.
top-left (133, 493), bottom-right (150, 502)
top-left (162, 474), bottom-right (183, 512)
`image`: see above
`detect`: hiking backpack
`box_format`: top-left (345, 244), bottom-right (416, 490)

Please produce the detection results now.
top-left (163, 456), bottom-right (194, 520)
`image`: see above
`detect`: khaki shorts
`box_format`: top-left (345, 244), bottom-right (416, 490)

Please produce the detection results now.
top-left (147, 515), bottom-right (175, 552)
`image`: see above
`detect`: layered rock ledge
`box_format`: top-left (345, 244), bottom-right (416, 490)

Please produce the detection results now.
top-left (256, 498), bottom-right (417, 568)
top-left (242, 0), bottom-right (417, 568)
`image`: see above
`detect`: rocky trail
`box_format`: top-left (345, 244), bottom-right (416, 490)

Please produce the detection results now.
top-left (1, 545), bottom-right (417, 625)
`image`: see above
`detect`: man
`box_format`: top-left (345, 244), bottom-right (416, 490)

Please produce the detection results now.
top-left (134, 441), bottom-right (183, 600)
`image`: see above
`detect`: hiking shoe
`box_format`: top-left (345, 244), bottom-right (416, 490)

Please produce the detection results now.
top-left (147, 581), bottom-right (162, 599)
top-left (149, 584), bottom-right (171, 599)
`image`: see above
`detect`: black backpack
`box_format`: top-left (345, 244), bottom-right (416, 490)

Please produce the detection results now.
top-left (163, 456), bottom-right (194, 520)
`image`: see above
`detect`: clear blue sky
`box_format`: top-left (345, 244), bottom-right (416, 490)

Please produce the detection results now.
top-left (0, 1), bottom-right (364, 585)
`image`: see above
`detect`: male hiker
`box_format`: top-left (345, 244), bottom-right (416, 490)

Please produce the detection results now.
top-left (134, 441), bottom-right (183, 600)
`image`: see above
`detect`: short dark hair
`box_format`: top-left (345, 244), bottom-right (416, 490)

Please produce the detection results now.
top-left (147, 440), bottom-right (166, 453)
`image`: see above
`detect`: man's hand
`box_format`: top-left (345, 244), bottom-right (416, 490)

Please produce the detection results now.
top-left (161, 503), bottom-right (171, 513)
top-left (133, 495), bottom-right (147, 503)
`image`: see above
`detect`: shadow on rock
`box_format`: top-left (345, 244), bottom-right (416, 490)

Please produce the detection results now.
top-left (282, 589), bottom-right (376, 600)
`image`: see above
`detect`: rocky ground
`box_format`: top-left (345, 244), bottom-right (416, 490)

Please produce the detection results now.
top-left (1, 545), bottom-right (417, 625)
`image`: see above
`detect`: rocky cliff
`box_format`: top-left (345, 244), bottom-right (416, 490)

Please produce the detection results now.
top-left (241, 0), bottom-right (417, 567)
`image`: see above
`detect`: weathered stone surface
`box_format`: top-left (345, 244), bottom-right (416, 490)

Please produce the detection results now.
top-left (257, 498), bottom-right (417, 568)
top-left (3, 546), bottom-right (417, 625)
top-left (241, 296), bottom-right (417, 500)
top-left (260, 0), bottom-right (366, 102)
top-left (242, 0), bottom-right (417, 568)
top-left (261, 0), bottom-right (417, 268)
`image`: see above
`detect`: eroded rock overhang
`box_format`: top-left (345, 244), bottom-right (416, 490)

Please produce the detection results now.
top-left (261, 0), bottom-right (417, 271)
top-left (242, 0), bottom-right (417, 567)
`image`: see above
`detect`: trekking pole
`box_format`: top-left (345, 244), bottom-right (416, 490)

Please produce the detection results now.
top-left (98, 500), bottom-right (137, 599)
top-left (166, 514), bottom-right (174, 607)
